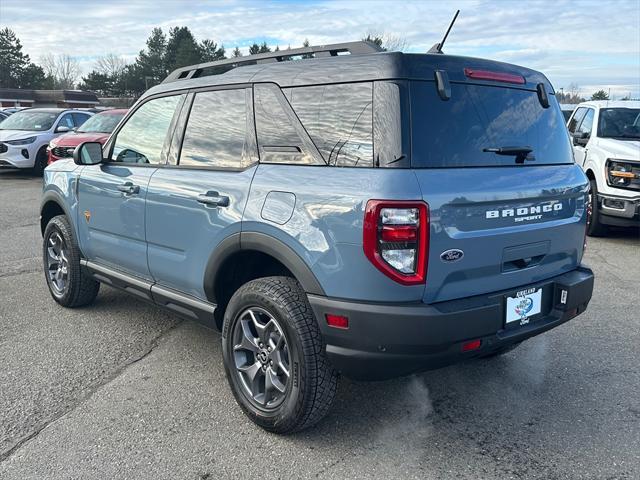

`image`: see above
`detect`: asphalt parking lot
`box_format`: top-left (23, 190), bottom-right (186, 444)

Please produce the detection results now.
top-left (0, 170), bottom-right (638, 480)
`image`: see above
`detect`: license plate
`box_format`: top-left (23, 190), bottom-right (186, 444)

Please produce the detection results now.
top-left (505, 287), bottom-right (542, 325)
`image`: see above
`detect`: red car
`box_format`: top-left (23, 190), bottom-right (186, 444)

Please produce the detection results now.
top-left (47, 109), bottom-right (127, 164)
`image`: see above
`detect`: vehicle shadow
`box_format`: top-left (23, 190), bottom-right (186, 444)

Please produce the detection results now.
top-left (288, 335), bottom-right (605, 475)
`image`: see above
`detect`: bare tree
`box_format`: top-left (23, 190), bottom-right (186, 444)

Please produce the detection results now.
top-left (39, 53), bottom-right (81, 89)
top-left (95, 53), bottom-right (126, 78)
top-left (568, 82), bottom-right (580, 99)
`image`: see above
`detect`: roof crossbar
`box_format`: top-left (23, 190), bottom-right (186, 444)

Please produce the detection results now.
top-left (162, 41), bottom-right (383, 84)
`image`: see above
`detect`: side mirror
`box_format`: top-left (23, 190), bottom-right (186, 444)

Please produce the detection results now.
top-left (571, 131), bottom-right (589, 146)
top-left (73, 141), bottom-right (103, 165)
top-left (56, 125), bottom-right (71, 133)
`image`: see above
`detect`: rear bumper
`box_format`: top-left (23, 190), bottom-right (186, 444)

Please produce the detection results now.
top-left (308, 266), bottom-right (594, 380)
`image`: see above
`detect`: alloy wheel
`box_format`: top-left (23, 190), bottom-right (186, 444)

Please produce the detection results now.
top-left (46, 230), bottom-right (69, 296)
top-left (231, 307), bottom-right (291, 410)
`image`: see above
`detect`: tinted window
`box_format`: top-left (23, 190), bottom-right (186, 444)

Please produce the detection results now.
top-left (180, 89), bottom-right (248, 168)
top-left (111, 95), bottom-right (184, 165)
top-left (576, 108), bottom-right (594, 136)
top-left (411, 82), bottom-right (573, 167)
top-left (72, 113), bottom-right (90, 128)
top-left (286, 83), bottom-right (373, 167)
top-left (597, 107), bottom-right (640, 139)
top-left (568, 107), bottom-right (587, 133)
top-left (254, 83), bottom-right (323, 165)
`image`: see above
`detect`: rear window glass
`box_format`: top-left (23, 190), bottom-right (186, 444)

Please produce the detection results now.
top-left (411, 82), bottom-right (573, 167)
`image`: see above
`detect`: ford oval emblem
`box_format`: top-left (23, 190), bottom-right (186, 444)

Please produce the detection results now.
top-left (440, 249), bottom-right (464, 262)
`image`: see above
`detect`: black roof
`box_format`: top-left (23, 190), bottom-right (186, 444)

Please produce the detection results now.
top-left (144, 51), bottom-right (554, 102)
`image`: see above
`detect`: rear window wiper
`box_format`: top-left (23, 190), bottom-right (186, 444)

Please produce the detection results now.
top-left (483, 146), bottom-right (534, 163)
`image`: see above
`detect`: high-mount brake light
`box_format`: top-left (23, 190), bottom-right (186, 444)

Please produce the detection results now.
top-left (363, 200), bottom-right (429, 286)
top-left (464, 68), bottom-right (525, 85)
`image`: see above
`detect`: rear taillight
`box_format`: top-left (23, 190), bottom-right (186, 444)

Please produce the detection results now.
top-left (363, 200), bottom-right (429, 285)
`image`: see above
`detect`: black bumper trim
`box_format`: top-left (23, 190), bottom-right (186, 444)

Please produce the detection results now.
top-left (308, 266), bottom-right (594, 380)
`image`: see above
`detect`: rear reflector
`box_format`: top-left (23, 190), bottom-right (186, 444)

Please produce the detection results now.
top-left (462, 339), bottom-right (481, 352)
top-left (326, 314), bottom-right (349, 329)
top-left (464, 68), bottom-right (525, 85)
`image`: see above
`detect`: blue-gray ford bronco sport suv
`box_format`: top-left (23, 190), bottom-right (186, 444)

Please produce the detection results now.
top-left (40, 41), bottom-right (594, 433)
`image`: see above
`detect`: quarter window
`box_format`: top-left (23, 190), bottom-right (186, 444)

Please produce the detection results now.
top-left (254, 83), bottom-right (323, 165)
top-left (111, 94), bottom-right (184, 165)
top-left (286, 83), bottom-right (373, 167)
top-left (179, 89), bottom-right (248, 169)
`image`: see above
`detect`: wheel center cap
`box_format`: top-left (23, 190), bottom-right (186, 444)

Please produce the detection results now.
top-left (257, 350), bottom-right (269, 364)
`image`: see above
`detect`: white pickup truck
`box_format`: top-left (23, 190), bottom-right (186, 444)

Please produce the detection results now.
top-left (568, 100), bottom-right (640, 235)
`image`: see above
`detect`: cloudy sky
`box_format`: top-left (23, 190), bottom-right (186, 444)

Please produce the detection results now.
top-left (1, 0), bottom-right (639, 98)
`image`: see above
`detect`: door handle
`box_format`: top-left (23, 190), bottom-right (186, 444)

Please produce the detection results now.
top-left (197, 191), bottom-right (230, 207)
top-left (117, 182), bottom-right (140, 195)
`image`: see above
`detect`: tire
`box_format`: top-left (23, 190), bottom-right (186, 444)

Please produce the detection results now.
top-left (32, 146), bottom-right (48, 176)
top-left (222, 276), bottom-right (338, 433)
top-left (587, 179), bottom-right (608, 237)
top-left (43, 215), bottom-right (100, 307)
top-left (479, 341), bottom-right (522, 359)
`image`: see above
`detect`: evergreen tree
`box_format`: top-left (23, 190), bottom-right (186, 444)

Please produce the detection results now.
top-left (0, 28), bottom-right (31, 88)
top-left (591, 90), bottom-right (610, 101)
top-left (19, 63), bottom-right (51, 89)
top-left (200, 39), bottom-right (226, 62)
top-left (78, 71), bottom-right (113, 96)
top-left (127, 27), bottom-right (167, 94)
top-left (258, 41), bottom-right (271, 53)
top-left (165, 27), bottom-right (201, 72)
top-left (249, 43), bottom-right (261, 55)
top-left (232, 47), bottom-right (243, 58)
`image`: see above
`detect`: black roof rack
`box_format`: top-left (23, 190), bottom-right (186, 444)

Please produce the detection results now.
top-left (162, 41), bottom-right (383, 84)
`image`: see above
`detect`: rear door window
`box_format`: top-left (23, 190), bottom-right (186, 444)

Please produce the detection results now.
top-left (179, 89), bottom-right (249, 169)
top-left (411, 82), bottom-right (573, 167)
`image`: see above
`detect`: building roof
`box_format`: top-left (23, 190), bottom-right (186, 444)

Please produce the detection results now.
top-left (0, 88), bottom-right (35, 101)
top-left (0, 89), bottom-right (99, 104)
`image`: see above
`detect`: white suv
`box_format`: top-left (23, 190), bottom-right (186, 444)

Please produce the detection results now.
top-left (0, 108), bottom-right (92, 174)
top-left (568, 100), bottom-right (640, 235)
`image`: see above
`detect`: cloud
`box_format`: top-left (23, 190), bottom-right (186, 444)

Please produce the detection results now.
top-left (3, 0), bottom-right (639, 97)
